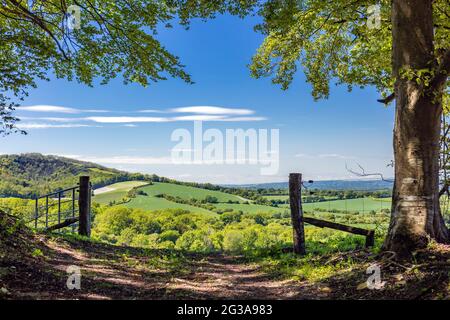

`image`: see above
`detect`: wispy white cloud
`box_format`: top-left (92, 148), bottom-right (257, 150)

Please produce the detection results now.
top-left (86, 115), bottom-right (266, 123)
top-left (19, 105), bottom-right (79, 114)
top-left (215, 117), bottom-right (267, 122)
top-left (20, 117), bottom-right (85, 122)
top-left (171, 115), bottom-right (227, 121)
top-left (62, 155), bottom-right (172, 165)
top-left (295, 153), bottom-right (356, 160)
top-left (294, 153), bottom-right (313, 158)
top-left (318, 154), bottom-right (356, 160)
top-left (85, 116), bottom-right (170, 123)
top-left (19, 105), bottom-right (108, 114)
top-left (170, 106), bottom-right (254, 115)
top-left (18, 105), bottom-right (267, 127)
top-left (138, 109), bottom-right (164, 113)
top-left (18, 123), bottom-right (95, 129)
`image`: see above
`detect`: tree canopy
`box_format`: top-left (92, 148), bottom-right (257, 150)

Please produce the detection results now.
top-left (246, 1), bottom-right (448, 99)
top-left (0, 0), bottom-right (255, 134)
top-left (1, 1), bottom-right (449, 133)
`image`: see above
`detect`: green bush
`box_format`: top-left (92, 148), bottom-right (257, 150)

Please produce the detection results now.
top-left (175, 228), bottom-right (218, 253)
top-left (89, 204), bottom-right (385, 257)
top-left (159, 230), bottom-right (180, 243)
top-left (223, 230), bottom-right (244, 253)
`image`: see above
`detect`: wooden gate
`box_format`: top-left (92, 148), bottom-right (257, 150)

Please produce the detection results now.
top-left (289, 173), bottom-right (375, 255)
top-left (32, 176), bottom-right (92, 236)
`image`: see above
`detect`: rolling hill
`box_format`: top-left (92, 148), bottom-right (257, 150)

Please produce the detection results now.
top-left (0, 153), bottom-right (392, 217)
top-left (0, 153), bottom-right (152, 198)
top-left (92, 181), bottom-right (255, 216)
top-left (228, 179), bottom-right (394, 191)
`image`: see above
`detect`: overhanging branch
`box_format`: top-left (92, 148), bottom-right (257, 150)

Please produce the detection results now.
top-left (430, 48), bottom-right (450, 90)
top-left (377, 92), bottom-right (396, 105)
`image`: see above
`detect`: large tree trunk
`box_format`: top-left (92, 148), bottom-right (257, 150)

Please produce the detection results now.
top-left (383, 0), bottom-right (449, 258)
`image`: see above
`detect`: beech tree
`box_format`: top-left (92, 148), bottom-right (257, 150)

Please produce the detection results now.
top-left (269, 0), bottom-right (448, 258)
top-left (184, 0), bottom-right (450, 258)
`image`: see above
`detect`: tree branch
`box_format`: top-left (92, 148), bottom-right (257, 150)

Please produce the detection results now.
top-left (430, 48), bottom-right (450, 90)
top-left (377, 92), bottom-right (396, 105)
top-left (346, 163), bottom-right (394, 183)
top-left (439, 182), bottom-right (449, 197)
top-left (5, 0), bottom-right (69, 60)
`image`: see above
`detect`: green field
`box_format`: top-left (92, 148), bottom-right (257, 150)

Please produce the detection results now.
top-left (93, 181), bottom-right (392, 216)
top-left (263, 195), bottom-right (337, 201)
top-left (124, 195), bottom-right (215, 216)
top-left (133, 182), bottom-right (247, 203)
top-left (302, 198), bottom-right (391, 212)
top-left (94, 181), bottom-right (255, 216)
top-left (122, 182), bottom-right (251, 216)
top-left (262, 195), bottom-right (289, 201)
top-left (212, 203), bottom-right (287, 214)
top-left (93, 181), bottom-right (149, 204)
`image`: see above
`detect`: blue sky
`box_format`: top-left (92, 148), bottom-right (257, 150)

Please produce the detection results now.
top-left (1, 14), bottom-right (395, 184)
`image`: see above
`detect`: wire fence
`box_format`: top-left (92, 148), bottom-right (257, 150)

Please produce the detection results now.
top-left (265, 188), bottom-right (393, 215)
top-left (30, 186), bottom-right (79, 232)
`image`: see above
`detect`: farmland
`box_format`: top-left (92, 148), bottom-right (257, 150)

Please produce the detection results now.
top-left (93, 181), bottom-right (150, 204)
top-left (213, 202), bottom-right (286, 214)
top-left (124, 195), bottom-right (215, 216)
top-left (91, 180), bottom-right (394, 218)
top-left (303, 198), bottom-right (391, 212)
top-left (134, 182), bottom-right (247, 203)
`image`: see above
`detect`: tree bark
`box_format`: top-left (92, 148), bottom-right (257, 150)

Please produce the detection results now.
top-left (383, 0), bottom-right (449, 258)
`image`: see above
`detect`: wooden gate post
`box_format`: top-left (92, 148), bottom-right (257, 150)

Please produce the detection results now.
top-left (78, 176), bottom-right (91, 237)
top-left (289, 173), bottom-right (306, 255)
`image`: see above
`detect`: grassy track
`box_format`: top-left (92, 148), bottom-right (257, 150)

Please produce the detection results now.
top-left (212, 203), bottom-right (286, 214)
top-left (124, 195), bottom-right (215, 216)
top-left (302, 198), bottom-right (391, 212)
top-left (135, 182), bottom-right (246, 203)
top-left (92, 181), bottom-right (149, 204)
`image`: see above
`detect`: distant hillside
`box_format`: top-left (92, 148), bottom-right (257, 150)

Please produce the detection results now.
top-left (226, 179), bottom-right (394, 191)
top-left (0, 153), bottom-right (153, 198)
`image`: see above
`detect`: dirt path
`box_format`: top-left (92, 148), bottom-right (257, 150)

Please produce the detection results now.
top-left (4, 236), bottom-right (322, 300)
top-left (162, 255), bottom-right (321, 300)
top-left (4, 230), bottom-right (449, 300)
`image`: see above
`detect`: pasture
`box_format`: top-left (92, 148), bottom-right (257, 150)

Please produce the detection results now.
top-left (124, 194), bottom-right (215, 216)
top-left (134, 182), bottom-right (247, 203)
top-left (93, 181), bottom-right (149, 204)
top-left (213, 202), bottom-right (286, 214)
top-left (302, 198), bottom-right (391, 212)
top-left (92, 181), bottom-right (393, 217)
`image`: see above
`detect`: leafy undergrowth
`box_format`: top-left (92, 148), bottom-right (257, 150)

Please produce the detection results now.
top-left (1, 210), bottom-right (449, 300)
top-left (254, 244), bottom-right (450, 299)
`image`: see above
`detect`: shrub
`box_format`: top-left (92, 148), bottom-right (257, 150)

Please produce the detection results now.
top-left (175, 229), bottom-right (217, 253)
top-left (159, 230), bottom-right (180, 243)
top-left (93, 206), bottom-right (133, 236)
top-left (204, 196), bottom-right (219, 204)
top-left (223, 230), bottom-right (244, 253)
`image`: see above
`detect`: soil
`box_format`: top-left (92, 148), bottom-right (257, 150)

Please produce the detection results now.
top-left (1, 212), bottom-right (449, 300)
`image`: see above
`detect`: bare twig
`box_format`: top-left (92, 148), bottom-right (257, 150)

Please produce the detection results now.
top-left (346, 163), bottom-right (394, 183)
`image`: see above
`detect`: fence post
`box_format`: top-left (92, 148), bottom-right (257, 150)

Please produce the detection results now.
top-left (45, 196), bottom-right (48, 228)
top-left (289, 173), bottom-right (306, 255)
top-left (58, 191), bottom-right (61, 225)
top-left (72, 188), bottom-right (76, 233)
top-left (34, 198), bottom-right (38, 229)
top-left (78, 176), bottom-right (91, 237)
top-left (366, 230), bottom-right (375, 248)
